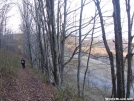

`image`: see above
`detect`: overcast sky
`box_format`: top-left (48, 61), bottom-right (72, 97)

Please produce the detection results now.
top-left (6, 0), bottom-right (21, 33)
top-left (7, 0), bottom-right (134, 40)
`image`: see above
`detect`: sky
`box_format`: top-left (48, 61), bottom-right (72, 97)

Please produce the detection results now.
top-left (6, 0), bottom-right (21, 33)
top-left (6, 0), bottom-right (134, 40)
top-left (65, 0), bottom-right (134, 40)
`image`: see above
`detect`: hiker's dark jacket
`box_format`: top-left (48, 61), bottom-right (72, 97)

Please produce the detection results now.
top-left (21, 59), bottom-right (25, 64)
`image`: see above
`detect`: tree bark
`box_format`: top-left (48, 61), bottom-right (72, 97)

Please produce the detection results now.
top-left (94, 0), bottom-right (116, 98)
top-left (112, 0), bottom-right (125, 98)
top-left (46, 0), bottom-right (61, 89)
top-left (60, 0), bottom-right (67, 84)
top-left (126, 0), bottom-right (133, 98)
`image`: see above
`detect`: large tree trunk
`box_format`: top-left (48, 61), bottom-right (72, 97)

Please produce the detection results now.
top-left (112, 0), bottom-right (125, 98)
top-left (46, 0), bottom-right (61, 89)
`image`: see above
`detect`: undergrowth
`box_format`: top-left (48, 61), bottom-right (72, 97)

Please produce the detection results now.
top-left (28, 66), bottom-right (47, 83)
top-left (0, 50), bottom-right (21, 77)
top-left (52, 85), bottom-right (88, 101)
top-left (0, 49), bottom-right (21, 100)
top-left (28, 66), bottom-right (86, 101)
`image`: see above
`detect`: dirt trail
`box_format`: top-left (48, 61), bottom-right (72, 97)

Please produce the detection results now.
top-left (2, 68), bottom-right (54, 101)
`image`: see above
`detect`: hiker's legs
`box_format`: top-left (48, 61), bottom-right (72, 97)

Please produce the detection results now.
top-left (22, 63), bottom-right (25, 68)
top-left (23, 64), bottom-right (25, 68)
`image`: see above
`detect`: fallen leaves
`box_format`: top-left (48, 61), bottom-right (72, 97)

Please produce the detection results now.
top-left (1, 68), bottom-right (54, 101)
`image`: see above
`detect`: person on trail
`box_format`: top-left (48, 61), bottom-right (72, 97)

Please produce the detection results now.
top-left (21, 57), bottom-right (25, 69)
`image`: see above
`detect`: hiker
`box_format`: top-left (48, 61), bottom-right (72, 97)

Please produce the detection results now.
top-left (21, 57), bottom-right (25, 68)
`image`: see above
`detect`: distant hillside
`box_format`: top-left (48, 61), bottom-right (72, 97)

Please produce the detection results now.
top-left (13, 34), bottom-right (23, 53)
top-left (65, 36), bottom-right (128, 56)
top-left (11, 34), bottom-right (129, 63)
top-left (13, 33), bottom-right (22, 41)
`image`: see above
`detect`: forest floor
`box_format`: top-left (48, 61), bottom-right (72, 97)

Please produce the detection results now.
top-left (1, 67), bottom-right (54, 101)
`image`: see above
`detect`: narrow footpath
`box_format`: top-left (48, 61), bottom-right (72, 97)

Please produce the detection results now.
top-left (2, 68), bottom-right (54, 101)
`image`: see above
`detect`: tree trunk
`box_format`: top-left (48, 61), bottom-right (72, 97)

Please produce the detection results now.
top-left (77, 0), bottom-right (84, 96)
top-left (126, 0), bottom-right (133, 98)
top-left (112, 0), bottom-right (125, 98)
top-left (82, 16), bottom-right (96, 96)
top-left (46, 0), bottom-right (61, 89)
top-left (60, 0), bottom-right (67, 84)
top-left (94, 0), bottom-right (116, 98)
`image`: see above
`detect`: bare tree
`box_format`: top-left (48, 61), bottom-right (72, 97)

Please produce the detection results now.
top-left (112, 0), bottom-right (125, 98)
top-left (82, 10), bottom-right (97, 96)
top-left (94, 0), bottom-right (117, 98)
top-left (45, 0), bottom-right (61, 88)
top-left (77, 0), bottom-right (82, 96)
top-left (19, 0), bottom-right (34, 67)
top-left (0, 1), bottom-right (11, 48)
top-left (125, 0), bottom-right (134, 98)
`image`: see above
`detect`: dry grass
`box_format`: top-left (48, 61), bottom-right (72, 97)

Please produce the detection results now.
top-left (0, 50), bottom-right (21, 77)
top-left (0, 49), bottom-right (22, 100)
